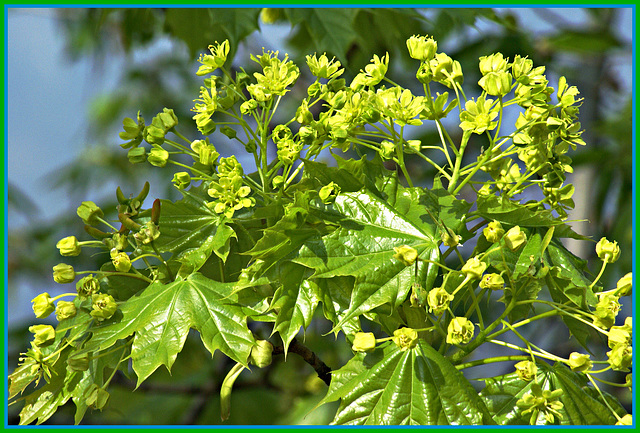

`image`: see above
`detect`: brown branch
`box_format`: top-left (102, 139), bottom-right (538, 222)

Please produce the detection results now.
top-left (273, 338), bottom-right (332, 386)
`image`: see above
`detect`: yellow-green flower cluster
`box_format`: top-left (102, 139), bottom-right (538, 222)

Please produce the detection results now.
top-left (207, 156), bottom-right (255, 218)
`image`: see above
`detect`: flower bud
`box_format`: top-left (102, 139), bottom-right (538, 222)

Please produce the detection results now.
top-left (514, 360), bottom-right (537, 381)
top-left (352, 332), bottom-right (377, 352)
top-left (406, 35), bottom-right (437, 62)
top-left (568, 352), bottom-right (592, 372)
top-left (608, 320), bottom-right (632, 349)
top-left (240, 99), bottom-right (259, 114)
top-left (615, 272), bottom-right (632, 297)
top-left (77, 201), bottom-right (104, 225)
top-left (479, 273), bottom-right (505, 291)
top-left (127, 146), bottom-right (146, 164)
top-left (392, 327), bottom-right (418, 351)
top-left (511, 55), bottom-right (533, 81)
top-left (56, 236), bottom-right (81, 256)
top-left (90, 294), bottom-right (118, 321)
top-left (172, 172), bottom-right (191, 190)
top-left (134, 221), bottom-right (161, 245)
top-left (616, 414), bottom-right (633, 425)
top-left (319, 182), bottom-right (340, 204)
top-left (393, 245), bottom-right (419, 266)
top-left (478, 71), bottom-right (513, 97)
top-left (461, 256), bottom-right (487, 280)
top-left (249, 340), bottom-right (274, 368)
top-left (416, 61), bottom-right (433, 84)
top-left (482, 221), bottom-right (504, 244)
top-left (330, 91), bottom-right (347, 110)
top-left (272, 175), bottom-right (284, 189)
top-left (595, 237), bottom-right (621, 263)
top-left (53, 263), bottom-right (75, 284)
top-left (607, 344), bottom-right (632, 371)
top-left (593, 293), bottom-right (620, 329)
top-left (55, 300), bottom-right (77, 321)
top-left (427, 287), bottom-right (453, 316)
top-left (307, 81), bottom-right (322, 98)
top-left (220, 126), bottom-right (237, 139)
top-left (29, 324), bottom-right (56, 347)
top-left (68, 354), bottom-right (90, 372)
top-left (404, 139), bottom-right (422, 154)
top-left (441, 226), bottom-right (461, 247)
top-left (111, 250), bottom-right (131, 273)
top-left (295, 101), bottom-right (314, 124)
top-left (410, 282), bottom-right (427, 307)
top-left (446, 317), bottom-right (474, 345)
top-left (504, 226), bottom-right (527, 251)
top-left (86, 384), bottom-right (110, 410)
top-left (148, 146), bottom-right (169, 167)
top-left (327, 78), bottom-right (345, 92)
top-left (31, 292), bottom-right (55, 318)
top-left (76, 275), bottom-right (99, 299)
top-left (479, 53), bottom-right (509, 75)
top-left (379, 140), bottom-right (395, 160)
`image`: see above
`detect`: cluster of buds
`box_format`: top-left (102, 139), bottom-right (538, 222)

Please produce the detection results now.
top-left (207, 156), bottom-right (255, 218)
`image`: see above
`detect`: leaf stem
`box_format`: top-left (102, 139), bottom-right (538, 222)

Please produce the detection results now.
top-left (456, 355), bottom-right (529, 370)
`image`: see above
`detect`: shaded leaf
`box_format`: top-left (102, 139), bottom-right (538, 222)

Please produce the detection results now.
top-left (284, 8), bottom-right (359, 61)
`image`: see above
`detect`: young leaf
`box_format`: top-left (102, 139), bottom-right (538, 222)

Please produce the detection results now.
top-left (81, 273), bottom-right (255, 386)
top-left (154, 189), bottom-right (236, 278)
top-left (318, 340), bottom-right (494, 425)
top-left (270, 262), bottom-right (320, 354)
top-left (294, 188), bottom-right (439, 331)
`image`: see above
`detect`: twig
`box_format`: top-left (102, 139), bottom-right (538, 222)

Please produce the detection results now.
top-left (273, 338), bottom-right (332, 386)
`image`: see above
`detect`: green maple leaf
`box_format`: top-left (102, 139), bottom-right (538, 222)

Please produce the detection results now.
top-left (82, 273), bottom-right (255, 385)
top-left (269, 262), bottom-right (319, 354)
top-left (318, 340), bottom-right (494, 425)
top-left (293, 188), bottom-right (439, 330)
top-left (155, 188), bottom-right (236, 277)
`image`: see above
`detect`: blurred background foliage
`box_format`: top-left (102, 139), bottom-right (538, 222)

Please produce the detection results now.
top-left (8, 7), bottom-right (633, 425)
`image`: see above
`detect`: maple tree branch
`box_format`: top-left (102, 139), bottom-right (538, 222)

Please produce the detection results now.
top-left (273, 338), bottom-right (332, 386)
